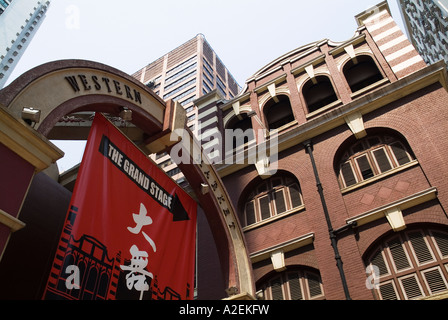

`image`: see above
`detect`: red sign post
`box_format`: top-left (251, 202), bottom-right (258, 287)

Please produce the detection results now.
top-left (43, 113), bottom-right (197, 300)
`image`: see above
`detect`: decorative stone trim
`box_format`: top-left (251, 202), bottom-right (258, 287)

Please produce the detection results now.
top-left (0, 209), bottom-right (25, 232)
top-left (0, 106), bottom-right (63, 172)
top-left (250, 233), bottom-right (314, 264)
top-left (346, 187), bottom-right (437, 229)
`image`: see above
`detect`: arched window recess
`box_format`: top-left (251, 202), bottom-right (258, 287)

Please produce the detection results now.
top-left (263, 95), bottom-right (296, 132)
top-left (365, 227), bottom-right (448, 300)
top-left (241, 173), bottom-right (304, 228)
top-left (343, 55), bottom-right (386, 96)
top-left (257, 267), bottom-right (325, 300)
top-left (302, 75), bottom-right (339, 115)
top-left (225, 113), bottom-right (255, 160)
top-left (337, 134), bottom-right (416, 190)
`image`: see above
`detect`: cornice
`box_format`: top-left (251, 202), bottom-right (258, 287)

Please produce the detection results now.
top-left (0, 105), bottom-right (63, 172)
top-left (216, 61), bottom-right (448, 178)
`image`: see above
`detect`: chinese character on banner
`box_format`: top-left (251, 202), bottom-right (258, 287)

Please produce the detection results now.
top-left (120, 203), bottom-right (157, 299)
top-left (121, 245), bottom-right (153, 299)
top-left (127, 203), bottom-right (157, 253)
top-left (42, 113), bottom-right (197, 300)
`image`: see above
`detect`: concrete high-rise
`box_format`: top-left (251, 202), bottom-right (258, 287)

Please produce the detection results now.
top-left (397, 0), bottom-right (448, 69)
top-left (132, 34), bottom-right (241, 182)
top-left (0, 0), bottom-right (13, 15)
top-left (0, 0), bottom-right (51, 88)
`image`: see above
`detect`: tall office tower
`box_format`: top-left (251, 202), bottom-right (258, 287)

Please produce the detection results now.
top-left (132, 34), bottom-right (241, 182)
top-left (397, 0), bottom-right (448, 69)
top-left (0, 0), bottom-right (50, 88)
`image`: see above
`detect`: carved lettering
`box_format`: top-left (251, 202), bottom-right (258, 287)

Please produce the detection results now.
top-left (125, 85), bottom-right (133, 100)
top-left (92, 75), bottom-right (101, 90)
top-left (78, 74), bottom-right (91, 90)
top-left (102, 77), bottom-right (112, 92)
top-left (113, 80), bottom-right (123, 95)
top-left (65, 76), bottom-right (81, 92)
top-left (64, 74), bottom-right (142, 104)
top-left (134, 90), bottom-right (142, 104)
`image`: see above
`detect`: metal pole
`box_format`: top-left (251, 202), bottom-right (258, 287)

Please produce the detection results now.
top-left (303, 140), bottom-right (351, 300)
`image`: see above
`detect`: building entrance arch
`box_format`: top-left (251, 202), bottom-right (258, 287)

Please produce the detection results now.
top-left (0, 60), bottom-right (255, 300)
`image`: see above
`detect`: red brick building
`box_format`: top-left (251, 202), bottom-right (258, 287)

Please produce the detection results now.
top-left (1, 1), bottom-right (448, 301)
top-left (195, 1), bottom-right (448, 300)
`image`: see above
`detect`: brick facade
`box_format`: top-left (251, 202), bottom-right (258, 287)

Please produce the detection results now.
top-left (196, 2), bottom-right (448, 300)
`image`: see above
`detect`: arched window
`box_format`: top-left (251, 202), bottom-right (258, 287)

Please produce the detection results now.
top-left (337, 134), bottom-right (414, 188)
top-left (83, 264), bottom-right (98, 300)
top-left (303, 76), bottom-right (338, 113)
top-left (97, 271), bottom-right (110, 299)
top-left (365, 228), bottom-right (448, 300)
top-left (263, 95), bottom-right (295, 130)
top-left (258, 268), bottom-right (325, 300)
top-left (241, 174), bottom-right (303, 227)
top-left (226, 113), bottom-right (254, 150)
top-left (343, 55), bottom-right (383, 93)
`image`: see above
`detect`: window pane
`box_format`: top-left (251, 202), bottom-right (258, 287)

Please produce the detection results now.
top-left (270, 278), bottom-right (283, 300)
top-left (388, 238), bottom-right (410, 271)
top-left (391, 142), bottom-right (410, 165)
top-left (379, 282), bottom-right (398, 300)
top-left (407, 232), bottom-right (434, 264)
top-left (432, 231), bottom-right (448, 257)
top-left (400, 275), bottom-right (423, 299)
top-left (245, 201), bottom-right (256, 226)
top-left (307, 274), bottom-right (322, 298)
top-left (341, 162), bottom-right (357, 187)
top-left (356, 155), bottom-right (374, 180)
top-left (423, 268), bottom-right (447, 294)
top-left (274, 190), bottom-right (287, 214)
top-left (373, 148), bottom-right (392, 173)
top-left (287, 273), bottom-right (303, 300)
top-left (289, 184), bottom-right (302, 208)
top-left (259, 196), bottom-right (271, 220)
top-left (370, 249), bottom-right (389, 276)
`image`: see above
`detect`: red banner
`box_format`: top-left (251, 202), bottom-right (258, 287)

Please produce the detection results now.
top-left (43, 113), bottom-right (197, 300)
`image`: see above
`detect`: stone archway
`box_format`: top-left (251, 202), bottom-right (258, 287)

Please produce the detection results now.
top-left (0, 60), bottom-right (255, 299)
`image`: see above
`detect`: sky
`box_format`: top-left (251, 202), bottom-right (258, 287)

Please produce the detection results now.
top-left (6, 0), bottom-right (407, 172)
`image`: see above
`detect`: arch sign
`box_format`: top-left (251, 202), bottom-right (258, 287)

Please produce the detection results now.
top-left (0, 60), bottom-right (255, 300)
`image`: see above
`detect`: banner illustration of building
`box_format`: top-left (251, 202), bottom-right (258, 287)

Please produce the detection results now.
top-left (43, 113), bottom-right (197, 300)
